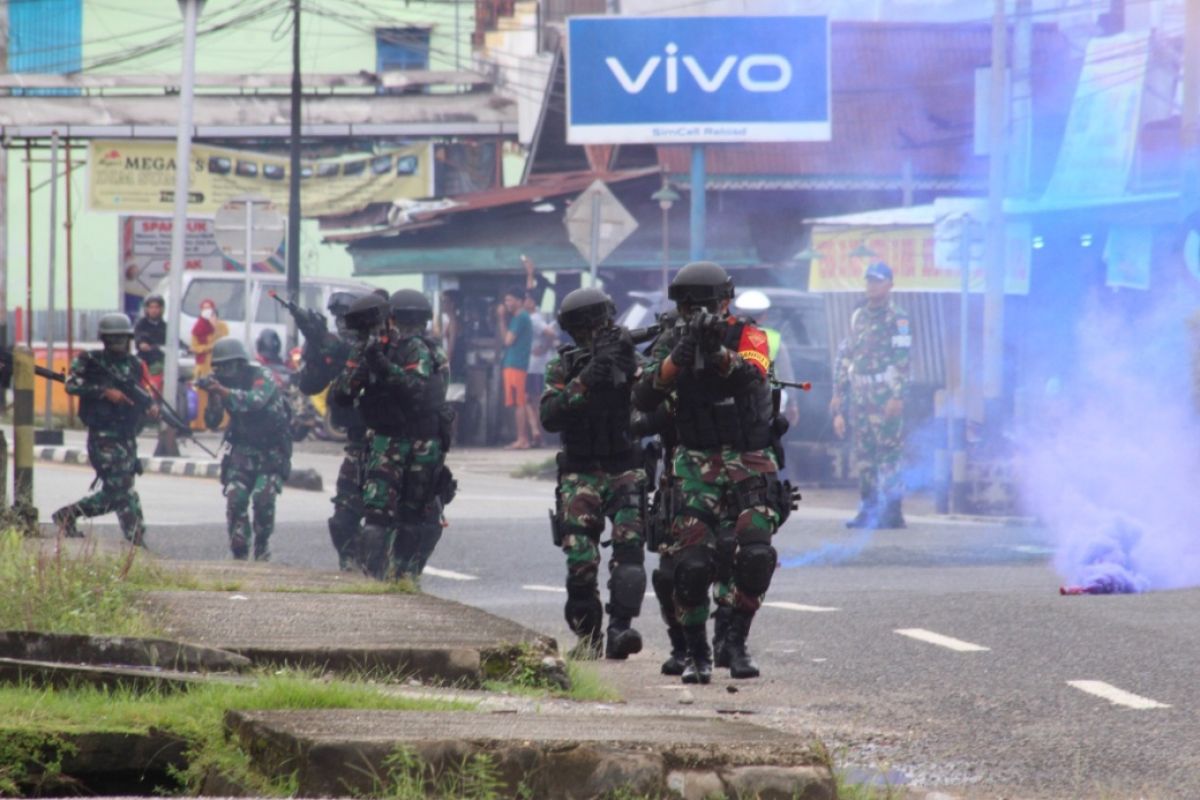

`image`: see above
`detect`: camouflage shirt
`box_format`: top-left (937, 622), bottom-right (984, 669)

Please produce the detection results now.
top-left (834, 301), bottom-right (911, 401)
top-left (67, 350), bottom-right (153, 435)
top-left (205, 363), bottom-right (291, 448)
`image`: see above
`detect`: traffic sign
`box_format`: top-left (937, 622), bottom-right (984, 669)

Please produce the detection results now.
top-left (564, 180), bottom-right (638, 279)
top-left (213, 195), bottom-right (285, 265)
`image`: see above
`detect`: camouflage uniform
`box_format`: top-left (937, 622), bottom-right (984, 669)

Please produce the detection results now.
top-left (54, 351), bottom-right (152, 544)
top-left (334, 332), bottom-right (450, 580)
top-left (206, 364), bottom-right (292, 560)
top-left (835, 302), bottom-right (911, 518)
top-left (299, 329), bottom-right (367, 570)
top-left (541, 345), bottom-right (646, 660)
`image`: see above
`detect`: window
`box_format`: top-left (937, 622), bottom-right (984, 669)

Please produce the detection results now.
top-left (376, 27), bottom-right (431, 94)
top-left (184, 280), bottom-right (244, 322)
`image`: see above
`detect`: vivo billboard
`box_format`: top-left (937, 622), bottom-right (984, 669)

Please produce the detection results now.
top-left (566, 15), bottom-right (831, 145)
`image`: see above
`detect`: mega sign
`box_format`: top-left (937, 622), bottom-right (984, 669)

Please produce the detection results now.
top-left (566, 15), bottom-right (830, 144)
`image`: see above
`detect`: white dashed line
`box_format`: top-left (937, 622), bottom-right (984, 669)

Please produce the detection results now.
top-left (422, 567), bottom-right (477, 581)
top-left (894, 628), bottom-right (990, 652)
top-left (522, 584), bottom-right (567, 593)
top-left (763, 601), bottom-right (840, 613)
top-left (1067, 681), bottom-right (1171, 710)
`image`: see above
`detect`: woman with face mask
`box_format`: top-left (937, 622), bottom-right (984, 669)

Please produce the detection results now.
top-left (190, 298), bottom-right (230, 429)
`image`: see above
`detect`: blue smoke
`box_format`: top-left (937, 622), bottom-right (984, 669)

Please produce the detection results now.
top-left (780, 529), bottom-right (877, 567)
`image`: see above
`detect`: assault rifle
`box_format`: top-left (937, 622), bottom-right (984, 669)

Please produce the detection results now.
top-left (268, 290), bottom-right (327, 342)
top-left (562, 324), bottom-right (660, 387)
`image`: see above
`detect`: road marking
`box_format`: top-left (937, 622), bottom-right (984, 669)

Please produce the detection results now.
top-left (1067, 680), bottom-right (1171, 710)
top-left (894, 628), bottom-right (990, 652)
top-left (422, 567), bottom-right (477, 581)
top-left (522, 584), bottom-right (566, 593)
top-left (763, 601), bottom-right (840, 613)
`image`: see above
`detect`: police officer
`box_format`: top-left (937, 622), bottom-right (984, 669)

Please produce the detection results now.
top-left (297, 291), bottom-right (369, 570)
top-left (53, 313), bottom-right (160, 545)
top-left (831, 262), bottom-right (911, 529)
top-left (633, 262), bottom-right (783, 683)
top-left (335, 291), bottom-right (452, 581)
top-left (201, 338), bottom-right (293, 561)
top-left (540, 288), bottom-right (646, 661)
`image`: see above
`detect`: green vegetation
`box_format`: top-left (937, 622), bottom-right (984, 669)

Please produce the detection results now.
top-left (562, 658), bottom-right (622, 703)
top-left (367, 747), bottom-right (506, 800)
top-left (0, 673), bottom-right (474, 795)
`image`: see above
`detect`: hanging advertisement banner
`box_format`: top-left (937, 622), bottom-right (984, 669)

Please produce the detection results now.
top-left (89, 139), bottom-right (434, 217)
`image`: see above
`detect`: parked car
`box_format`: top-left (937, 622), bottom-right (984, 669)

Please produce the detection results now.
top-left (617, 287), bottom-right (837, 479)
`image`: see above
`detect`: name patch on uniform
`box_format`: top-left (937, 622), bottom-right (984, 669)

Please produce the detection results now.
top-left (740, 348), bottom-right (770, 373)
top-left (892, 335), bottom-right (912, 348)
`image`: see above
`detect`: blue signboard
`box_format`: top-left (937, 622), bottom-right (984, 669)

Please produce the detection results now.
top-left (566, 15), bottom-right (830, 144)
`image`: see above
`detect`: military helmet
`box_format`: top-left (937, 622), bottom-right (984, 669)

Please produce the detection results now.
top-left (556, 288), bottom-right (614, 334)
top-left (97, 313), bottom-right (135, 338)
top-left (256, 328), bottom-right (282, 361)
top-left (327, 291), bottom-right (359, 318)
top-left (210, 337), bottom-right (250, 366)
top-left (389, 289), bottom-right (433, 325)
top-left (667, 261), bottom-right (734, 304)
top-left (343, 293), bottom-right (388, 332)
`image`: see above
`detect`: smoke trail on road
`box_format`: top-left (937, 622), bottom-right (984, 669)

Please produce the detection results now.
top-left (1020, 287), bottom-right (1200, 592)
top-left (779, 529), bottom-right (876, 567)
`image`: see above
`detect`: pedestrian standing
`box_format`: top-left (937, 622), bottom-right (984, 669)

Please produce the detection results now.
top-left (830, 262), bottom-right (911, 530)
top-left (53, 314), bottom-right (160, 545)
top-left (540, 288), bottom-right (646, 660)
top-left (134, 294), bottom-right (167, 391)
top-left (191, 298), bottom-right (229, 430)
top-left (500, 286), bottom-right (534, 449)
top-left (201, 338), bottom-right (292, 561)
top-left (525, 292), bottom-right (558, 448)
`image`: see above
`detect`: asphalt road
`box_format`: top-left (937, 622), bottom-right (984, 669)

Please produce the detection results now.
top-left (32, 454), bottom-right (1200, 800)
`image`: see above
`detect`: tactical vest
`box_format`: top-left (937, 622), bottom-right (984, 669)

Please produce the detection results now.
top-left (226, 365), bottom-right (293, 449)
top-left (673, 317), bottom-right (774, 452)
top-left (360, 335), bottom-right (448, 441)
top-left (557, 345), bottom-right (637, 472)
top-left (77, 351), bottom-right (145, 436)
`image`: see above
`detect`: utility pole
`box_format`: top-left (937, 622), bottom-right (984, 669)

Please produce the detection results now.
top-left (983, 0), bottom-right (1008, 440)
top-left (286, 0), bottom-right (302, 347)
top-left (0, 0), bottom-right (8, 363)
top-left (162, 0), bottom-right (204, 458)
top-left (1010, 0), bottom-right (1033, 198)
top-left (1183, 0), bottom-right (1200, 211)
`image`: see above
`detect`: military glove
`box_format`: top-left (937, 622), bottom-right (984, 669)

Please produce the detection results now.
top-left (670, 335), bottom-right (697, 368)
top-left (363, 342), bottom-right (390, 374)
top-left (581, 356), bottom-right (614, 387)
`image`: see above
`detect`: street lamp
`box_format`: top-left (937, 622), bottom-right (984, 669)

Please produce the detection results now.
top-left (651, 179), bottom-right (680, 296)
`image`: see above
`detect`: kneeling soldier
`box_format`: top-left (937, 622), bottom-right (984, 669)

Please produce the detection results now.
top-left (201, 338), bottom-right (292, 561)
top-left (540, 288), bottom-right (646, 660)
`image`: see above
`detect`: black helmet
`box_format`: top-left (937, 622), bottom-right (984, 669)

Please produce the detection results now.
top-left (97, 313), bottom-right (135, 338)
top-left (389, 289), bottom-right (433, 326)
top-left (327, 291), bottom-right (359, 318)
top-left (256, 328), bottom-right (282, 361)
top-left (343, 293), bottom-right (388, 332)
top-left (556, 288), bottom-right (614, 335)
top-left (667, 261), bottom-right (734, 305)
top-left (211, 338), bottom-right (250, 366)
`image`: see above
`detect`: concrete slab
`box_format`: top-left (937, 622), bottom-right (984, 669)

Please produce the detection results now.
top-left (0, 656), bottom-right (246, 691)
top-left (228, 708), bottom-right (835, 799)
top-left (0, 630), bottom-right (251, 672)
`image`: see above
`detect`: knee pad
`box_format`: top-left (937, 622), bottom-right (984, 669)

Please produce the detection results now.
top-left (734, 542), bottom-right (778, 597)
top-left (651, 566), bottom-right (674, 604)
top-left (606, 563), bottom-right (646, 619)
top-left (566, 569), bottom-right (597, 601)
top-left (673, 547), bottom-right (713, 608)
top-left (564, 579), bottom-right (602, 637)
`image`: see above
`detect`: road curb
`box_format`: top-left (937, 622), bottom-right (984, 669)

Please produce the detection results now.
top-left (31, 447), bottom-right (323, 492)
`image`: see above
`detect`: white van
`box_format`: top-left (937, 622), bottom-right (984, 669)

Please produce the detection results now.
top-left (152, 272), bottom-right (379, 351)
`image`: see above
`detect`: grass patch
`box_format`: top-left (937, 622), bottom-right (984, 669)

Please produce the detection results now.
top-left (563, 658), bottom-right (622, 703)
top-left (0, 671), bottom-right (475, 795)
top-left (509, 456), bottom-right (556, 480)
top-left (482, 655), bottom-right (620, 704)
top-left (271, 578), bottom-right (419, 595)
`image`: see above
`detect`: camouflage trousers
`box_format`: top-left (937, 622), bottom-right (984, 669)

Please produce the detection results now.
top-left (850, 386), bottom-right (905, 505)
top-left (329, 438), bottom-right (367, 570)
top-left (56, 433), bottom-right (145, 545)
top-left (222, 446), bottom-right (289, 561)
top-left (669, 447), bottom-right (780, 625)
top-left (557, 468), bottom-right (646, 600)
top-left (361, 434), bottom-right (445, 579)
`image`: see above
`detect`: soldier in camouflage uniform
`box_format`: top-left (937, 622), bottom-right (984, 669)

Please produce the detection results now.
top-left (634, 262), bottom-right (786, 684)
top-left (53, 313), bottom-right (160, 545)
top-left (333, 291), bottom-right (453, 581)
top-left (830, 262), bottom-right (911, 530)
top-left (297, 291), bottom-right (371, 570)
top-left (541, 288), bottom-right (646, 661)
top-left (201, 338), bottom-right (293, 561)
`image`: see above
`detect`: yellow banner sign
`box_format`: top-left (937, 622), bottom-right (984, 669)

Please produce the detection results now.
top-left (808, 224), bottom-right (1030, 294)
top-left (88, 139), bottom-right (433, 217)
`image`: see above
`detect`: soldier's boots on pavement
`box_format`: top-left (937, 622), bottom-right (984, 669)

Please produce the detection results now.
top-left (846, 499), bottom-right (907, 530)
top-left (879, 499), bottom-right (907, 529)
top-left (681, 623), bottom-right (713, 685)
top-left (712, 605), bottom-right (733, 669)
top-left (725, 609), bottom-right (760, 679)
top-left (845, 501), bottom-right (878, 529)
top-left (51, 506), bottom-right (84, 538)
top-left (567, 599), bottom-right (605, 661)
top-left (604, 616), bottom-right (643, 660)
top-left (230, 534), bottom-right (250, 561)
top-left (661, 621), bottom-right (689, 676)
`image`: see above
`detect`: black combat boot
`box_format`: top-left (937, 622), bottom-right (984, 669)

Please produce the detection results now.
top-left (712, 605), bottom-right (733, 668)
top-left (661, 622), bottom-right (689, 676)
top-left (566, 594), bottom-right (604, 661)
top-left (681, 624), bottom-right (712, 685)
top-left (725, 609), bottom-right (760, 679)
top-left (845, 500), bottom-right (878, 529)
top-left (51, 505), bottom-right (83, 538)
top-left (879, 499), bottom-right (907, 530)
top-left (605, 616), bottom-right (643, 660)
